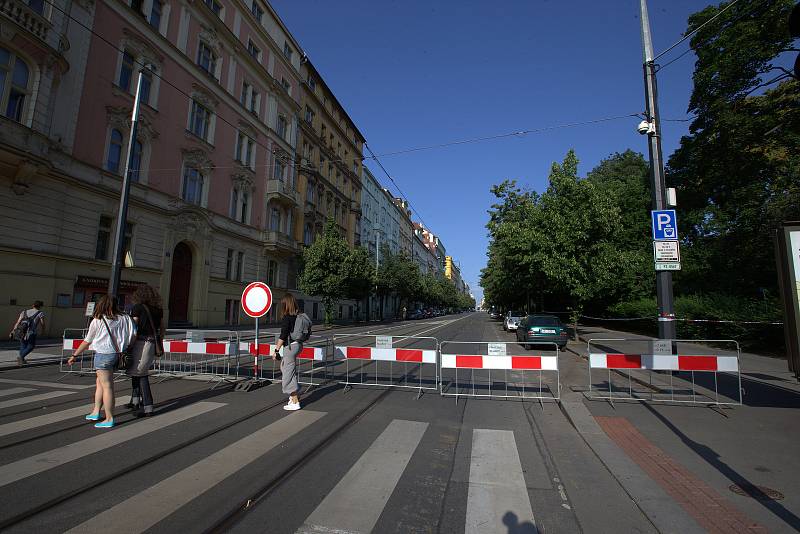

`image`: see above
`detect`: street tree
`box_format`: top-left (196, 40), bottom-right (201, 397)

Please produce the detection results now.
top-left (298, 219), bottom-right (350, 326)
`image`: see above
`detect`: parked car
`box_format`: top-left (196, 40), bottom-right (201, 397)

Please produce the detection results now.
top-left (408, 309), bottom-right (424, 320)
top-left (488, 307), bottom-right (501, 320)
top-left (503, 311), bottom-right (525, 332)
top-left (516, 314), bottom-right (568, 349)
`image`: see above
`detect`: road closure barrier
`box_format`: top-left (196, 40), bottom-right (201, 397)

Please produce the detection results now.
top-left (587, 338), bottom-right (742, 405)
top-left (439, 341), bottom-right (560, 401)
top-left (61, 329), bottom-right (95, 376)
top-left (156, 330), bottom-right (239, 386)
top-left (334, 333), bottom-right (439, 397)
top-left (238, 334), bottom-right (330, 389)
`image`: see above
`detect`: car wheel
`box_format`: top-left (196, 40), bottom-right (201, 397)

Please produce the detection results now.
top-left (558, 344), bottom-right (567, 350)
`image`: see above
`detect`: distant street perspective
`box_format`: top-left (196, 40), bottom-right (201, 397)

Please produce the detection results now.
top-left (1, 0), bottom-right (799, 532)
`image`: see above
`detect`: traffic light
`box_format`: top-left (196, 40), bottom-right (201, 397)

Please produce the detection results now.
top-left (791, 2), bottom-right (800, 78)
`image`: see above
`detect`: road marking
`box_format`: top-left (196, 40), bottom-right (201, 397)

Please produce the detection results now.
top-left (0, 387), bottom-right (34, 398)
top-left (297, 419), bottom-right (429, 534)
top-left (466, 429), bottom-right (536, 534)
top-left (0, 396), bottom-right (132, 438)
top-left (0, 390), bottom-right (76, 410)
top-left (0, 378), bottom-right (92, 390)
top-left (0, 401), bottom-right (224, 488)
top-left (67, 410), bottom-right (325, 534)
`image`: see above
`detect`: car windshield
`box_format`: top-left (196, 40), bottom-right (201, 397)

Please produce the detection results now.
top-left (527, 316), bottom-right (560, 326)
top-left (508, 311), bottom-right (524, 318)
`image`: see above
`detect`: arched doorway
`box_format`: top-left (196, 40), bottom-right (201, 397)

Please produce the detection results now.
top-left (169, 242), bottom-right (192, 324)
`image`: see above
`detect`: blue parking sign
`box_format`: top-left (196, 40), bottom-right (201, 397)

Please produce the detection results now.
top-left (652, 210), bottom-right (678, 240)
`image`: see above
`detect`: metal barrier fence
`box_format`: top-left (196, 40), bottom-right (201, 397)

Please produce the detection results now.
top-left (61, 329), bottom-right (94, 377)
top-left (334, 333), bottom-right (439, 397)
top-left (237, 334), bottom-right (331, 390)
top-left (439, 341), bottom-right (560, 402)
top-left (587, 338), bottom-right (742, 406)
top-left (156, 329), bottom-right (240, 386)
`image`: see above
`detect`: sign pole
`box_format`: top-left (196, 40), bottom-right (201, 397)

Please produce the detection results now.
top-left (238, 281), bottom-right (272, 391)
top-left (254, 315), bottom-right (259, 379)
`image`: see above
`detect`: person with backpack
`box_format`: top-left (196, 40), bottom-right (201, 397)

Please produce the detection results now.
top-left (272, 293), bottom-right (312, 411)
top-left (8, 300), bottom-right (46, 366)
top-left (127, 285), bottom-right (164, 417)
top-left (66, 295), bottom-right (135, 429)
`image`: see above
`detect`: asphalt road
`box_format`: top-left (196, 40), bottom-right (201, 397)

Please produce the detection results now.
top-left (0, 313), bottom-right (657, 533)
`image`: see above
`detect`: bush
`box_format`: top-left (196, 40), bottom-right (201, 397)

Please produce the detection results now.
top-left (607, 294), bottom-right (784, 353)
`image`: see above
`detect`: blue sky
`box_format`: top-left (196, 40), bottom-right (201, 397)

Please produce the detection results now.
top-left (271, 0), bottom-right (709, 303)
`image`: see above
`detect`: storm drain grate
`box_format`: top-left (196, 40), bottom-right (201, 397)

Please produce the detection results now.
top-left (729, 484), bottom-right (784, 501)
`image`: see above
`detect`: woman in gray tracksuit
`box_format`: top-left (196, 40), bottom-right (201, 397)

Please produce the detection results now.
top-left (273, 293), bottom-right (302, 410)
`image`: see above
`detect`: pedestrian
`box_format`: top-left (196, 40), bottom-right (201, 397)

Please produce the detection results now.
top-left (67, 295), bottom-right (135, 429)
top-left (127, 285), bottom-right (164, 417)
top-left (8, 300), bottom-right (46, 366)
top-left (272, 294), bottom-right (312, 411)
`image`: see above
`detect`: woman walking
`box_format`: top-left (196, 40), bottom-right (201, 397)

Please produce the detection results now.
top-left (273, 294), bottom-right (303, 410)
top-left (128, 285), bottom-right (164, 417)
top-left (67, 295), bottom-right (135, 428)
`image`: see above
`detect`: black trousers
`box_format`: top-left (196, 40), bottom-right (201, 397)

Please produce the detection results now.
top-left (131, 376), bottom-right (154, 412)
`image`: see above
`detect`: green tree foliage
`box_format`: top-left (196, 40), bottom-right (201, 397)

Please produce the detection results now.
top-left (375, 248), bottom-right (422, 316)
top-left (481, 150), bottom-right (653, 314)
top-left (667, 0), bottom-right (800, 296)
top-left (298, 219), bottom-right (353, 325)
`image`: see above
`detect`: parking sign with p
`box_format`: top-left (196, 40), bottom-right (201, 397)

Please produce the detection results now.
top-left (652, 210), bottom-right (678, 241)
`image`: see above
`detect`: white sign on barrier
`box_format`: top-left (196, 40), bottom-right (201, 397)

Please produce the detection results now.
top-left (488, 343), bottom-right (507, 356)
top-left (376, 335), bottom-right (393, 349)
top-left (84, 301), bottom-right (95, 317)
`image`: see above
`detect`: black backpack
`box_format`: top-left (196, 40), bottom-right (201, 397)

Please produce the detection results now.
top-left (14, 310), bottom-right (41, 341)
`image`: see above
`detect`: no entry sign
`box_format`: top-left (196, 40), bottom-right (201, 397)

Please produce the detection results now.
top-left (241, 282), bottom-right (272, 318)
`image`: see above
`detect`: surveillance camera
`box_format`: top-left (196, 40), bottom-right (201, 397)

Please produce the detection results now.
top-left (637, 120), bottom-right (653, 135)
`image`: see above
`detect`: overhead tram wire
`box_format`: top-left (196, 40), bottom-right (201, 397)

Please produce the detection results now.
top-left (652, 0), bottom-right (744, 62)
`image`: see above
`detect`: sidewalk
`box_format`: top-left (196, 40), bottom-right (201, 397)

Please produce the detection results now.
top-left (558, 324), bottom-right (800, 533)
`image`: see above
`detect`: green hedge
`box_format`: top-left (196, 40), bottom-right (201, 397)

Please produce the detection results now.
top-left (607, 294), bottom-right (784, 353)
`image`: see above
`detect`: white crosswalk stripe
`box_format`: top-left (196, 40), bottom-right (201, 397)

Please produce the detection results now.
top-left (297, 419), bottom-right (429, 534)
top-left (466, 429), bottom-right (536, 533)
top-left (0, 390), bottom-right (76, 410)
top-left (0, 396), bottom-right (132, 438)
top-left (0, 401), bottom-right (224, 488)
top-left (0, 378), bottom-right (92, 390)
top-left (0, 387), bottom-right (35, 398)
top-left (67, 410), bottom-right (326, 534)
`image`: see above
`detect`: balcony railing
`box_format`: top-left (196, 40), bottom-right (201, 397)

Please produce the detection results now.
top-left (263, 230), bottom-right (297, 254)
top-left (266, 179), bottom-right (299, 205)
top-left (1, 0), bottom-right (50, 42)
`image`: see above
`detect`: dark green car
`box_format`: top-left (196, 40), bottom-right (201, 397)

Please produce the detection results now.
top-left (516, 314), bottom-right (568, 350)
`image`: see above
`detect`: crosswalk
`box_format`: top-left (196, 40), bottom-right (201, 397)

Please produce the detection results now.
top-left (0, 379), bottom-right (544, 533)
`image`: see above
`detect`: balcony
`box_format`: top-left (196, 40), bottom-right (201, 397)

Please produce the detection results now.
top-left (304, 200), bottom-right (315, 218)
top-left (263, 230), bottom-right (298, 255)
top-left (1, 0), bottom-right (50, 42)
top-left (266, 179), bottom-right (299, 206)
top-left (350, 200), bottom-right (361, 213)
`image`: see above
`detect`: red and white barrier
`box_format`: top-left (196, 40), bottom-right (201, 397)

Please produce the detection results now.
top-left (589, 353), bottom-right (738, 372)
top-left (162, 340), bottom-right (234, 355)
top-left (440, 354), bottom-right (558, 370)
top-left (335, 346), bottom-right (437, 364)
top-left (240, 342), bottom-right (325, 361)
top-left (63, 339), bottom-right (88, 351)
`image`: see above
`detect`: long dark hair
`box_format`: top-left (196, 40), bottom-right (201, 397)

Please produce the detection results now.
top-left (93, 295), bottom-right (119, 320)
top-left (281, 293), bottom-right (299, 316)
top-left (132, 284), bottom-right (162, 311)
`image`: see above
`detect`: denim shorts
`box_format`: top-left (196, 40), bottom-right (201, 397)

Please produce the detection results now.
top-left (94, 352), bottom-right (118, 370)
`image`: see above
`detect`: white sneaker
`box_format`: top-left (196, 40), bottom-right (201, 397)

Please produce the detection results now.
top-left (283, 402), bottom-right (301, 411)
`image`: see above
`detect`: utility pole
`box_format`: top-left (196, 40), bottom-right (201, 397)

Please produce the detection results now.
top-left (109, 64), bottom-right (151, 299)
top-left (640, 0), bottom-right (676, 339)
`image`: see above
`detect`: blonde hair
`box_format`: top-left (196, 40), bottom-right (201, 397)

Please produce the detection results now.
top-left (281, 293), bottom-right (299, 316)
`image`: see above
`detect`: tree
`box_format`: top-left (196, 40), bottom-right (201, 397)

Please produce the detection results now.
top-left (298, 219), bottom-right (351, 326)
top-left (666, 0), bottom-right (800, 296)
top-left (375, 248), bottom-right (421, 318)
top-left (343, 245), bottom-right (375, 321)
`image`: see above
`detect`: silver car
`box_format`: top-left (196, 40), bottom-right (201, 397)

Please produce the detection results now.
top-left (503, 311), bottom-right (525, 331)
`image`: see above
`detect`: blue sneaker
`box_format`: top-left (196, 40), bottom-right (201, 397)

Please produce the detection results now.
top-left (94, 419), bottom-right (115, 429)
top-left (85, 413), bottom-right (101, 421)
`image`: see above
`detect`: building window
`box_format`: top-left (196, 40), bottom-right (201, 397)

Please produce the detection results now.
top-left (140, 69), bottom-right (153, 105)
top-left (304, 105), bottom-right (314, 124)
top-left (281, 77), bottom-right (290, 94)
top-left (304, 223), bottom-right (312, 246)
top-left (236, 251), bottom-right (244, 281)
top-left (270, 208), bottom-right (280, 231)
top-left (267, 260), bottom-right (277, 286)
top-left (250, 1), bottom-right (263, 22)
top-left (224, 299), bottom-right (240, 325)
top-left (182, 166), bottom-right (204, 205)
top-left (130, 0), bottom-right (143, 15)
top-left (240, 82), bottom-right (250, 107)
top-left (197, 42), bottom-right (217, 76)
top-left (95, 215), bottom-right (112, 260)
top-left (249, 89), bottom-right (259, 114)
top-left (118, 50), bottom-right (134, 92)
top-left (230, 188), bottom-right (238, 219)
top-left (106, 129), bottom-right (123, 173)
top-left (240, 191), bottom-right (249, 223)
top-left (225, 248), bottom-right (234, 279)
top-left (204, 0), bottom-right (221, 16)
top-left (26, 0), bottom-right (45, 15)
top-left (307, 77), bottom-right (316, 90)
top-left (149, 0), bottom-right (162, 29)
top-left (306, 183), bottom-right (313, 202)
top-left (283, 42), bottom-right (293, 60)
top-left (274, 158), bottom-right (284, 181)
top-left (189, 99), bottom-right (211, 140)
top-left (276, 115), bottom-right (286, 139)
top-left (128, 139), bottom-right (143, 182)
top-left (247, 40), bottom-right (260, 61)
top-left (235, 131), bottom-right (254, 167)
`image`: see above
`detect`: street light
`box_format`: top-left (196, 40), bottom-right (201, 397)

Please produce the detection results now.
top-left (108, 62), bottom-right (156, 300)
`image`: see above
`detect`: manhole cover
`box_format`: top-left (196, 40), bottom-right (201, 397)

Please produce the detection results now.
top-left (729, 484), bottom-right (784, 501)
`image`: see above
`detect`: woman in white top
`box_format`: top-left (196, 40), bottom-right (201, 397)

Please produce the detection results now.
top-left (67, 295), bottom-right (135, 428)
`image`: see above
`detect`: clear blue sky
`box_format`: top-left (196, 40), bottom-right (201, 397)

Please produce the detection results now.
top-left (271, 0), bottom-right (708, 303)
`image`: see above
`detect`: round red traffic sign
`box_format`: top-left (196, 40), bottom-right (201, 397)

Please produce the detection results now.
top-left (241, 282), bottom-right (272, 318)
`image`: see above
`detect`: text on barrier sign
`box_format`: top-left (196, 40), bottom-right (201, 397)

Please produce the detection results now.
top-left (375, 335), bottom-right (393, 349)
top-left (488, 343), bottom-right (507, 356)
